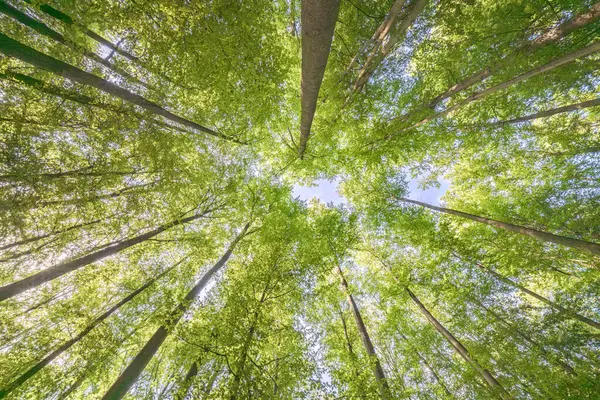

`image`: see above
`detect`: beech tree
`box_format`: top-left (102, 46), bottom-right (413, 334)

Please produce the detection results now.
top-left (1, 0), bottom-right (599, 398)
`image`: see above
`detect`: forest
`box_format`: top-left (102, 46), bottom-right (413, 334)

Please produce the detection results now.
top-left (0, 0), bottom-right (599, 398)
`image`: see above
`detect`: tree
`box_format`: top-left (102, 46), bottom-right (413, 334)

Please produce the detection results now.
top-left (298, 0), bottom-right (340, 158)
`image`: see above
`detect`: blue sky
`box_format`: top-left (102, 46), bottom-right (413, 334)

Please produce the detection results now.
top-left (292, 177), bottom-right (449, 206)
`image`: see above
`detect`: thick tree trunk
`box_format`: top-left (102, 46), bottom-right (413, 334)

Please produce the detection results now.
top-left (476, 263), bottom-right (600, 331)
top-left (386, 41), bottom-right (600, 140)
top-left (101, 223), bottom-right (250, 400)
top-left (489, 98), bottom-right (600, 126)
top-left (0, 33), bottom-right (243, 143)
top-left (0, 261), bottom-right (181, 398)
top-left (405, 288), bottom-right (512, 399)
top-left (298, 0), bottom-right (340, 158)
top-left (353, 0), bottom-right (428, 93)
top-left (0, 1), bottom-right (149, 88)
top-left (335, 265), bottom-right (391, 399)
top-left (426, 3), bottom-right (600, 108)
top-left (0, 211), bottom-right (212, 302)
top-left (397, 197), bottom-right (600, 255)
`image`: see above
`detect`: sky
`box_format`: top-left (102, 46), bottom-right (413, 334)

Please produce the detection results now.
top-left (292, 177), bottom-right (450, 206)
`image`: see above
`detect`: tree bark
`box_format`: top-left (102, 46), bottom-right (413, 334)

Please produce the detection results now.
top-left (405, 287), bottom-right (512, 399)
top-left (488, 98), bottom-right (600, 126)
top-left (386, 40), bottom-right (600, 140)
top-left (101, 223), bottom-right (250, 400)
top-left (0, 1), bottom-right (149, 88)
top-left (475, 263), bottom-right (600, 331)
top-left (397, 197), bottom-right (600, 255)
top-left (346, 0), bottom-right (407, 73)
top-left (426, 3), bottom-right (600, 109)
top-left (0, 33), bottom-right (244, 143)
top-left (353, 0), bottom-right (428, 93)
top-left (0, 260), bottom-right (181, 398)
top-left (0, 210), bottom-right (213, 302)
top-left (335, 265), bottom-right (391, 399)
top-left (298, 0), bottom-right (340, 158)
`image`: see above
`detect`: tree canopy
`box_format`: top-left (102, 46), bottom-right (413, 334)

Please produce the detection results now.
top-left (0, 0), bottom-right (599, 398)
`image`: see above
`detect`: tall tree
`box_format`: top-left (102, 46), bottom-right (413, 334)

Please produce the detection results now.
top-left (0, 33), bottom-right (242, 143)
top-left (101, 223), bottom-right (249, 400)
top-left (298, 0), bottom-right (340, 158)
top-left (0, 208), bottom-right (216, 301)
top-left (396, 197), bottom-right (600, 255)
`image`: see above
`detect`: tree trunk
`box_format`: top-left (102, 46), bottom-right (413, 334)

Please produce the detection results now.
top-left (230, 278), bottom-right (271, 400)
top-left (0, 210), bottom-right (213, 302)
top-left (176, 357), bottom-right (202, 400)
top-left (0, 1), bottom-right (149, 88)
top-left (101, 223), bottom-right (250, 400)
top-left (426, 3), bottom-right (600, 108)
top-left (475, 296), bottom-right (576, 375)
top-left (0, 72), bottom-right (191, 136)
top-left (488, 98), bottom-right (600, 126)
top-left (475, 263), bottom-right (600, 331)
top-left (0, 33), bottom-right (243, 143)
top-left (385, 40), bottom-right (600, 141)
top-left (0, 219), bottom-right (102, 251)
top-left (397, 197), bottom-right (600, 255)
top-left (0, 260), bottom-right (182, 398)
top-left (346, 0), bottom-right (407, 74)
top-left (397, 332), bottom-right (453, 398)
top-left (335, 265), bottom-right (391, 399)
top-left (23, 0), bottom-right (139, 63)
top-left (405, 288), bottom-right (512, 399)
top-left (353, 0), bottom-right (428, 93)
top-left (298, 0), bottom-right (340, 158)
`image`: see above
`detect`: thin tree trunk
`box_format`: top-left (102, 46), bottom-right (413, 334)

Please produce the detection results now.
top-left (0, 71), bottom-right (193, 136)
top-left (176, 357), bottom-right (202, 400)
top-left (230, 277), bottom-right (271, 400)
top-left (346, 0), bottom-right (407, 73)
top-left (0, 260), bottom-right (182, 398)
top-left (101, 223), bottom-right (250, 400)
top-left (397, 197), bottom-right (600, 255)
top-left (0, 210), bottom-right (214, 302)
top-left (298, 0), bottom-right (340, 158)
top-left (25, 0), bottom-right (193, 90)
top-left (23, 0), bottom-right (139, 63)
top-left (0, 33), bottom-right (243, 143)
top-left (426, 3), bottom-right (600, 108)
top-left (474, 297), bottom-right (576, 375)
top-left (396, 332), bottom-right (454, 397)
top-left (405, 287), bottom-right (512, 399)
top-left (385, 40), bottom-right (600, 141)
top-left (335, 265), bottom-right (391, 399)
top-left (488, 98), bottom-right (600, 126)
top-left (0, 218), bottom-right (102, 251)
top-left (475, 263), bottom-right (600, 331)
top-left (0, 1), bottom-right (149, 88)
top-left (353, 0), bottom-right (428, 93)
top-left (445, 279), bottom-right (577, 375)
